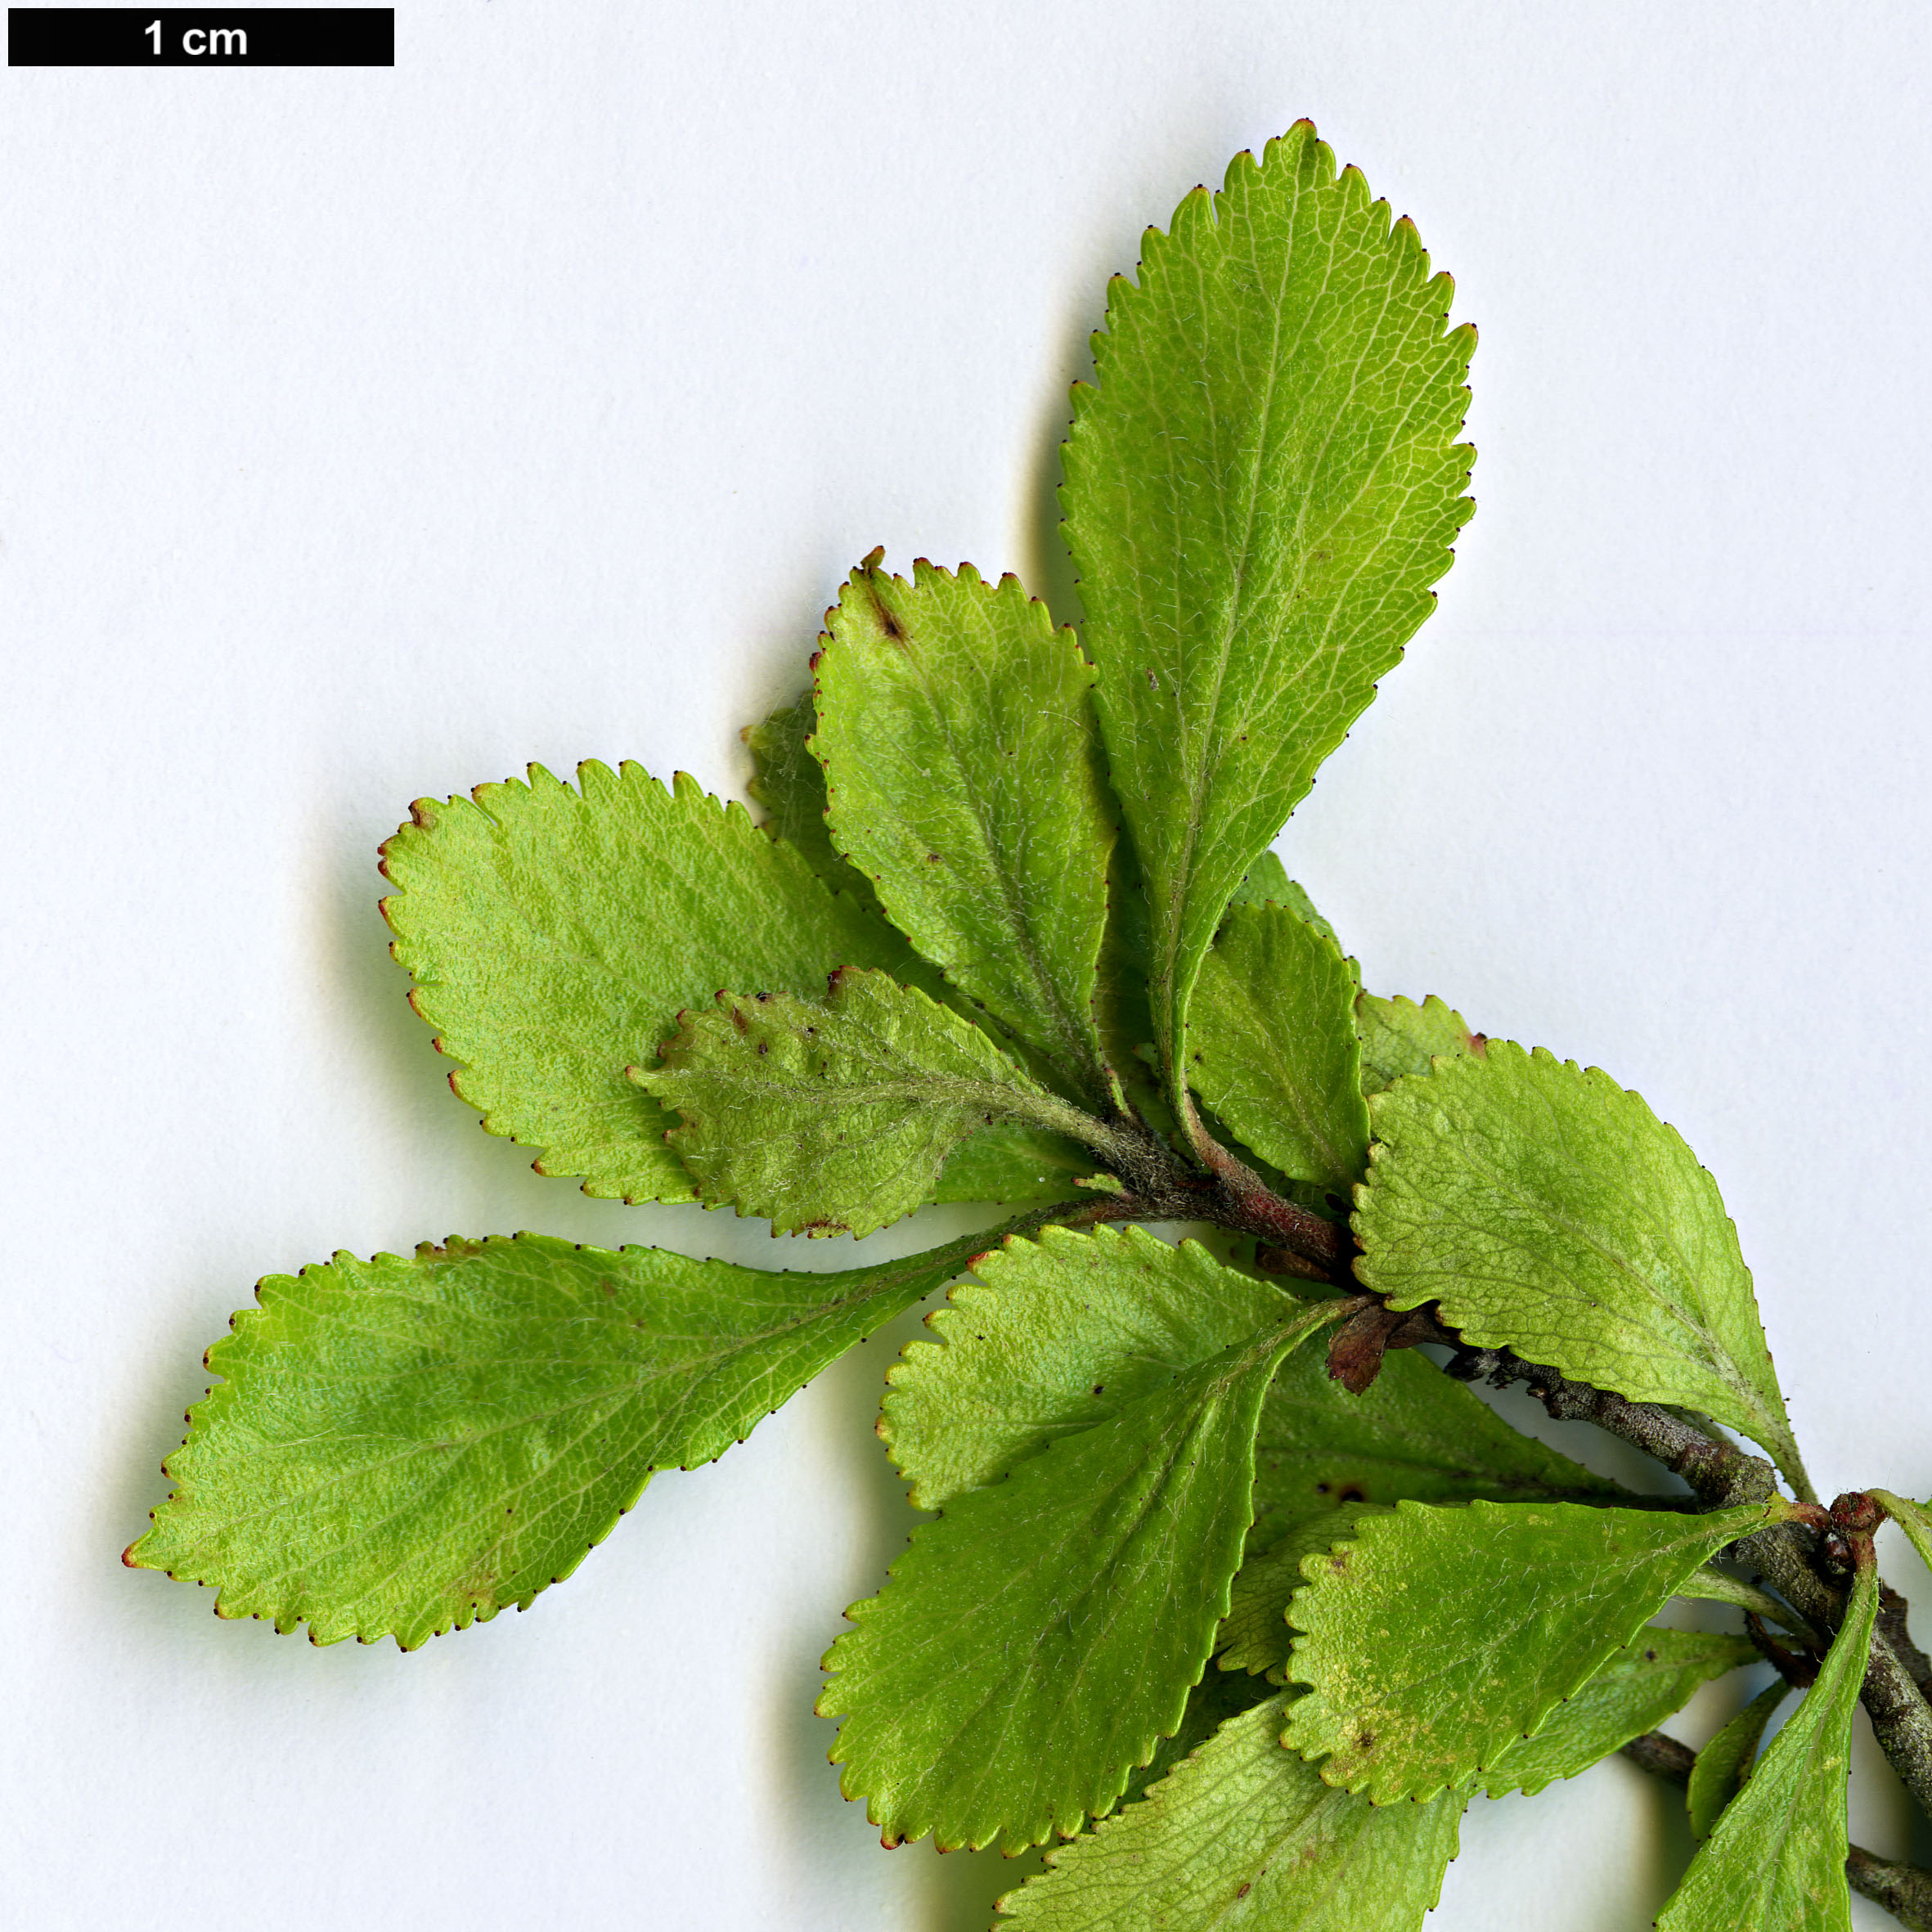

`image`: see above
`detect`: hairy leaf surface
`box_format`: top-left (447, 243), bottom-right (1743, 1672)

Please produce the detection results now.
top-left (881, 1222), bottom-right (1292, 1509)
top-left (380, 762), bottom-right (916, 1204)
top-left (126, 1224), bottom-right (1024, 1648)
top-left (1282, 1497), bottom-right (1776, 1801)
top-left (1354, 1041), bottom-right (1806, 1490)
top-left (814, 559), bottom-right (1114, 1090)
top-left (1687, 1679), bottom-right (1791, 1840)
top-left (1189, 901), bottom-right (1368, 1193)
top-left (1355, 990), bottom-right (1484, 1095)
top-left (1659, 1561), bottom-right (1878, 1932)
top-left (996, 1692), bottom-right (1462, 1932)
top-left (638, 968), bottom-right (1097, 1238)
top-left (1478, 1627), bottom-right (1758, 1799)
top-left (1064, 122), bottom-right (1474, 1091)
top-left (819, 1298), bottom-right (1341, 1850)
top-left (1248, 1339), bottom-right (1621, 1552)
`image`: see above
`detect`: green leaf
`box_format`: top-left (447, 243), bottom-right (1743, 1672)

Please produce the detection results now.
top-left (1119, 1665), bottom-right (1281, 1809)
top-left (880, 1221), bottom-right (1292, 1510)
top-left (1687, 1679), bottom-right (1792, 1840)
top-left (819, 1295), bottom-right (1342, 1850)
top-left (1281, 1497), bottom-right (1777, 1802)
top-left (1188, 900), bottom-right (1370, 1194)
top-left (1219, 1504), bottom-right (1386, 1678)
top-left (1659, 1560), bottom-right (1879, 1932)
top-left (744, 688), bottom-right (883, 914)
top-left (1064, 122), bottom-right (1475, 1097)
top-left (1680, 1566), bottom-right (1812, 1633)
top-left (995, 1692), bottom-right (1462, 1932)
top-left (1247, 1337), bottom-right (1623, 1554)
top-left (1355, 991), bottom-right (1485, 1096)
top-left (1353, 1040), bottom-right (1808, 1494)
top-left (928, 1123), bottom-right (1094, 1205)
top-left (124, 1222), bottom-right (1028, 1649)
top-left (637, 968), bottom-right (1103, 1238)
top-left (814, 558), bottom-right (1116, 1090)
top-left (380, 762), bottom-right (922, 1205)
top-left (1479, 1626), bottom-right (1759, 1799)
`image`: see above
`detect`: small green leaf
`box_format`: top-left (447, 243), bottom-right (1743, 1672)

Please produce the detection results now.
top-left (814, 558), bottom-right (1117, 1092)
top-left (1687, 1679), bottom-right (1792, 1840)
top-left (1680, 1565), bottom-right (1811, 1633)
top-left (1119, 1665), bottom-right (1280, 1809)
top-left (744, 688), bottom-right (883, 913)
top-left (1353, 1040), bottom-right (1808, 1493)
top-left (1281, 1497), bottom-right (1776, 1802)
top-left (881, 1222), bottom-right (1291, 1510)
top-left (995, 1693), bottom-right (1462, 1932)
top-left (1659, 1561), bottom-right (1879, 1932)
top-left (1219, 1504), bottom-right (1387, 1678)
top-left (1479, 1627), bottom-right (1759, 1799)
top-left (1248, 1338), bottom-right (1623, 1553)
top-left (125, 1223), bottom-right (1027, 1649)
top-left (1355, 990), bottom-right (1485, 1096)
top-left (380, 762), bottom-right (923, 1205)
top-left (1188, 901), bottom-right (1369, 1194)
top-left (637, 968), bottom-right (1102, 1238)
top-left (819, 1296), bottom-right (1341, 1850)
top-left (1066, 122), bottom-right (1474, 1099)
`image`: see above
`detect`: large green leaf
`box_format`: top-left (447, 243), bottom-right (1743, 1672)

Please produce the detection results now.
top-left (1188, 900), bottom-right (1368, 1194)
top-left (1659, 1561), bottom-right (1878, 1932)
top-left (819, 1296), bottom-right (1341, 1850)
top-left (881, 1221), bottom-right (1292, 1509)
top-left (1355, 989), bottom-right (1484, 1096)
top-left (1353, 1040), bottom-right (1807, 1493)
top-left (380, 762), bottom-right (919, 1204)
top-left (814, 558), bottom-right (1115, 1092)
top-left (1479, 1626), bottom-right (1759, 1799)
top-left (636, 968), bottom-right (1103, 1238)
top-left (996, 1692), bottom-right (1462, 1932)
top-left (1248, 1337), bottom-right (1622, 1553)
top-left (125, 1223), bottom-right (1026, 1649)
top-left (1063, 121), bottom-right (1475, 1096)
top-left (1282, 1497), bottom-right (1777, 1802)
top-left (1687, 1679), bottom-right (1791, 1840)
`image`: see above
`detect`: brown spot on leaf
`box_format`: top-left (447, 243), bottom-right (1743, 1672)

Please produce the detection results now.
top-left (1357, 1731), bottom-right (1376, 1750)
top-left (1337, 1486), bottom-right (1366, 1505)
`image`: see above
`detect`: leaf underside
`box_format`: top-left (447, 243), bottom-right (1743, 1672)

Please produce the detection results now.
top-left (1686, 1678), bottom-right (1791, 1840)
top-left (638, 968), bottom-right (1078, 1238)
top-left (820, 1292), bottom-right (1339, 1850)
top-left (1354, 1040), bottom-right (1806, 1492)
top-left (127, 1224), bottom-right (1014, 1648)
top-left (1354, 988), bottom-right (1485, 1095)
top-left (1066, 120), bottom-right (1475, 1089)
top-left (1282, 1497), bottom-right (1774, 1802)
top-left (1659, 1561), bottom-right (1878, 1931)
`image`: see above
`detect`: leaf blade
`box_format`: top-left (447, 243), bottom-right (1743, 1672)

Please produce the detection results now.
top-left (814, 559), bottom-right (1115, 1089)
top-left (995, 1693), bottom-right (1462, 1932)
top-left (1687, 1679), bottom-right (1792, 1840)
top-left (1065, 123), bottom-right (1474, 1094)
top-left (1188, 899), bottom-right (1369, 1193)
top-left (1353, 1040), bottom-right (1806, 1491)
top-left (380, 762), bottom-right (921, 1204)
top-left (126, 1223), bottom-right (1027, 1649)
top-left (1281, 1497), bottom-right (1777, 1802)
top-left (820, 1296), bottom-right (1341, 1849)
top-left (638, 968), bottom-right (1100, 1238)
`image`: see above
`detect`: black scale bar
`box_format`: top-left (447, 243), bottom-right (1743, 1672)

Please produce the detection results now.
top-left (8, 8), bottom-right (394, 65)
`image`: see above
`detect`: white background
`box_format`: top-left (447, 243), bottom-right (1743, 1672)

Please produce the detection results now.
top-left (6, 3), bottom-right (1931, 1926)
